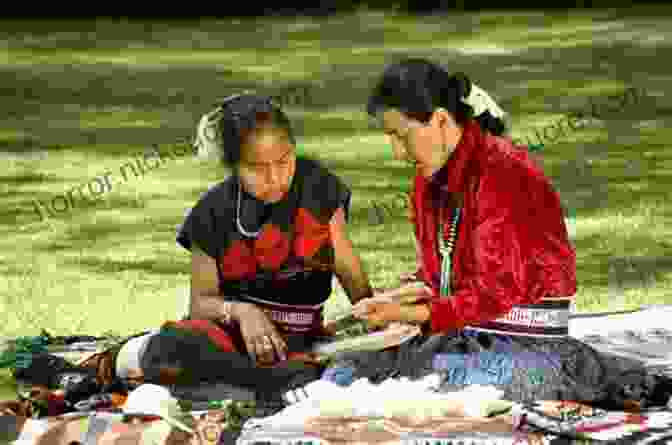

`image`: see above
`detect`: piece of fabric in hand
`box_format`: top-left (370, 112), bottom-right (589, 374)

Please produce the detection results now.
top-left (321, 365), bottom-right (355, 386)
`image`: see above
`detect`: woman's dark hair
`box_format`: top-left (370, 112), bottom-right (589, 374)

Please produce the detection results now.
top-left (216, 94), bottom-right (296, 167)
top-left (366, 58), bottom-right (506, 136)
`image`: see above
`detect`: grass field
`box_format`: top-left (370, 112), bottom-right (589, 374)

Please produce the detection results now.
top-left (1, 9), bottom-right (671, 399)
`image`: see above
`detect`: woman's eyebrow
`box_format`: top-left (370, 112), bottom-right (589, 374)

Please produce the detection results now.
top-left (243, 146), bottom-right (294, 165)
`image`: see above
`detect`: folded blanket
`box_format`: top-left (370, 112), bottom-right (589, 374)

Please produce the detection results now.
top-left (237, 379), bottom-right (515, 445)
top-left (237, 397), bottom-right (672, 445)
top-left (238, 415), bottom-right (519, 445)
top-left (239, 378), bottom-right (508, 435)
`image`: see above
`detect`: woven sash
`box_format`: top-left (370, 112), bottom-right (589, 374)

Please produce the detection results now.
top-left (465, 298), bottom-right (572, 337)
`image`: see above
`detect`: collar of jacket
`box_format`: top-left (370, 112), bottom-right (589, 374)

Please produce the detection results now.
top-left (426, 119), bottom-right (485, 195)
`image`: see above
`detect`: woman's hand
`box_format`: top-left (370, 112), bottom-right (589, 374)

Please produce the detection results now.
top-left (352, 300), bottom-right (403, 328)
top-left (352, 282), bottom-right (433, 327)
top-left (399, 271), bottom-right (421, 284)
top-left (230, 303), bottom-right (287, 365)
top-left (353, 300), bottom-right (431, 327)
top-left (374, 282), bottom-right (433, 304)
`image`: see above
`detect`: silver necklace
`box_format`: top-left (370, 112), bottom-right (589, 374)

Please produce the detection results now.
top-left (235, 180), bottom-right (263, 238)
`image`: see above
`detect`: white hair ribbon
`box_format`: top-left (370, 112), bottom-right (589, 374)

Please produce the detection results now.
top-left (193, 106), bottom-right (225, 160)
top-left (463, 83), bottom-right (506, 119)
top-left (193, 90), bottom-right (260, 160)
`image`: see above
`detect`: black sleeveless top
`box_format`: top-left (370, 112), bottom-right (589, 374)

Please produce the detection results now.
top-left (176, 157), bottom-right (351, 335)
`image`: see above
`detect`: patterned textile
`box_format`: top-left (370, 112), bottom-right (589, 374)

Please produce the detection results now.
top-left (1, 409), bottom-right (235, 445)
top-left (7, 405), bottom-right (672, 445)
top-left (234, 404), bottom-right (672, 444)
top-left (514, 400), bottom-right (672, 444)
top-left (237, 415), bottom-right (519, 445)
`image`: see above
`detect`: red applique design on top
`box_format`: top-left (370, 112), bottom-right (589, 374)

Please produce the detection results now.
top-left (218, 240), bottom-right (257, 279)
top-left (254, 223), bottom-right (291, 270)
top-left (294, 208), bottom-right (330, 260)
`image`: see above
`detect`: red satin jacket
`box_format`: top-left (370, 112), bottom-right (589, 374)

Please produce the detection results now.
top-left (410, 120), bottom-right (577, 333)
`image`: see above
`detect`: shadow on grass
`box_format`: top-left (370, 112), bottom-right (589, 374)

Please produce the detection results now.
top-left (74, 257), bottom-right (186, 276)
top-left (0, 136), bottom-right (63, 155)
top-left (0, 171), bottom-right (60, 186)
top-left (1, 14), bottom-right (670, 286)
top-left (575, 232), bottom-right (672, 290)
top-left (12, 192), bottom-right (151, 229)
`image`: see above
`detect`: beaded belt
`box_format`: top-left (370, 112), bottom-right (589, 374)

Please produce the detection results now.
top-left (238, 294), bottom-right (324, 334)
top-left (465, 298), bottom-right (572, 337)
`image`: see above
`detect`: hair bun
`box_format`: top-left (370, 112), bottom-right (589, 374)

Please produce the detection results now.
top-left (449, 72), bottom-right (472, 100)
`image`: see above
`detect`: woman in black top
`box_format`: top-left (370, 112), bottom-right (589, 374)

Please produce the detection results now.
top-left (174, 93), bottom-right (373, 367)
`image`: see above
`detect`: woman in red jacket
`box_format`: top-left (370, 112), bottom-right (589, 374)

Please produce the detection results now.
top-left (356, 60), bottom-right (574, 335)
top-left (346, 58), bottom-right (670, 408)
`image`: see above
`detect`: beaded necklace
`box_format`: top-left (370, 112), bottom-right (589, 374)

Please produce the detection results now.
top-left (438, 206), bottom-right (461, 297)
top-left (236, 179), bottom-right (262, 238)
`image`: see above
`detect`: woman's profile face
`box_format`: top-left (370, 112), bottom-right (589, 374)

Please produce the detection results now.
top-left (237, 124), bottom-right (296, 203)
top-left (380, 108), bottom-right (460, 178)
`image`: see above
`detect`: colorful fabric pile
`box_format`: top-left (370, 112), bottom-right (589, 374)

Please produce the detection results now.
top-left (0, 383), bottom-right (270, 444)
top-left (4, 308), bottom-right (672, 444)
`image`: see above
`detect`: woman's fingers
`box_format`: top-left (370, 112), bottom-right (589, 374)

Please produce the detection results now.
top-left (269, 332), bottom-right (287, 361)
top-left (397, 282), bottom-right (431, 298)
top-left (241, 329), bottom-right (267, 364)
top-left (256, 334), bottom-right (276, 365)
top-left (354, 301), bottom-right (382, 319)
top-left (242, 335), bottom-right (257, 363)
top-left (353, 293), bottom-right (394, 317)
top-left (243, 333), bottom-right (277, 365)
top-left (399, 272), bottom-right (419, 283)
top-left (374, 288), bottom-right (400, 300)
top-left (236, 304), bottom-right (289, 365)
top-left (373, 283), bottom-right (427, 301)
top-left (352, 302), bottom-right (371, 318)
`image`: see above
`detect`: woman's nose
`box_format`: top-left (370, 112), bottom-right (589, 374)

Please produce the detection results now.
top-left (266, 165), bottom-right (282, 185)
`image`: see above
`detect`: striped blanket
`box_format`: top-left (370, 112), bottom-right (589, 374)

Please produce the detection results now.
top-left (1, 410), bottom-right (233, 445)
top-left (5, 401), bottom-right (672, 444)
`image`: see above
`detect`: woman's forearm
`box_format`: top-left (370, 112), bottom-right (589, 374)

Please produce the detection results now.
top-left (335, 255), bottom-right (374, 305)
top-left (189, 292), bottom-right (239, 323)
top-left (330, 207), bottom-right (374, 305)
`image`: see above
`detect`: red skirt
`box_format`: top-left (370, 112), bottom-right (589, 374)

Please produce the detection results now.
top-left (166, 319), bottom-right (327, 367)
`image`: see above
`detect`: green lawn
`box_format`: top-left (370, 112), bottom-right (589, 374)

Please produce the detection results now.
top-left (1, 9), bottom-right (672, 400)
